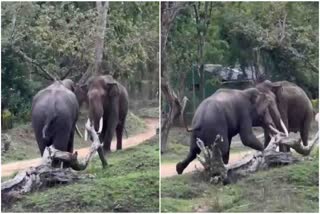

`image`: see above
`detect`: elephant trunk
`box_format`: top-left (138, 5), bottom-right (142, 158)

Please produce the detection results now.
top-left (84, 95), bottom-right (104, 141)
top-left (89, 98), bottom-right (104, 133)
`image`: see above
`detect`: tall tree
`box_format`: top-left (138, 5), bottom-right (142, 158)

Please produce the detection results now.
top-left (161, 2), bottom-right (186, 152)
top-left (193, 2), bottom-right (213, 99)
top-left (94, 1), bottom-right (109, 74)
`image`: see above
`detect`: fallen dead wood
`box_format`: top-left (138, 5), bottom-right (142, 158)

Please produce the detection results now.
top-left (196, 131), bottom-right (319, 185)
top-left (1, 120), bottom-right (106, 203)
top-left (1, 165), bottom-right (83, 204)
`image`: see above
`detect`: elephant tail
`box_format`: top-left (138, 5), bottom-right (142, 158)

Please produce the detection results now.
top-left (180, 96), bottom-right (193, 132)
top-left (42, 109), bottom-right (58, 141)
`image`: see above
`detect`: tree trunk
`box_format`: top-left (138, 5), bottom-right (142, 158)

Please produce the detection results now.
top-left (94, 1), bottom-right (109, 74)
top-left (160, 2), bottom-right (186, 152)
top-left (194, 2), bottom-right (213, 100)
top-left (161, 78), bottom-right (182, 152)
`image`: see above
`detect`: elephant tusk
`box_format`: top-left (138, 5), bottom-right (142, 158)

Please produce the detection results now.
top-left (84, 129), bottom-right (88, 141)
top-left (280, 119), bottom-right (289, 137)
top-left (75, 124), bottom-right (83, 138)
top-left (98, 117), bottom-right (103, 133)
top-left (269, 125), bottom-right (287, 137)
top-left (269, 125), bottom-right (281, 134)
top-left (84, 119), bottom-right (90, 141)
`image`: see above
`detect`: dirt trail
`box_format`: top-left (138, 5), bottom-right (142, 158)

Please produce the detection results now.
top-left (161, 150), bottom-right (252, 178)
top-left (1, 118), bottom-right (158, 177)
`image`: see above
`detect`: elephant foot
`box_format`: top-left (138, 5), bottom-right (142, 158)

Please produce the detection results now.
top-left (176, 162), bottom-right (185, 174)
top-left (102, 147), bottom-right (111, 154)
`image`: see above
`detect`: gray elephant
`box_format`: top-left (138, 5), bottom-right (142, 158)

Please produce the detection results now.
top-left (31, 79), bottom-right (82, 163)
top-left (84, 75), bottom-right (128, 153)
top-left (255, 80), bottom-right (314, 152)
top-left (177, 88), bottom-right (284, 175)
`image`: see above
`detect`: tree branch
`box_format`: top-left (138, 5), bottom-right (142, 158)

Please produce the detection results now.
top-left (13, 47), bottom-right (57, 80)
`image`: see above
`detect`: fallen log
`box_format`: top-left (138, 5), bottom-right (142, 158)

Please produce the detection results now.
top-left (1, 120), bottom-right (106, 203)
top-left (196, 131), bottom-right (319, 185)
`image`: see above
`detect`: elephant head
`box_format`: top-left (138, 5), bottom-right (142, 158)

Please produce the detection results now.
top-left (61, 79), bottom-right (75, 92)
top-left (244, 88), bottom-right (286, 135)
top-left (85, 75), bottom-right (119, 140)
top-left (74, 84), bottom-right (88, 107)
top-left (255, 80), bottom-right (289, 136)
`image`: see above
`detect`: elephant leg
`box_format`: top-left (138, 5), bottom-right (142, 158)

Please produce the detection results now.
top-left (102, 122), bottom-right (117, 153)
top-left (116, 123), bottom-right (124, 150)
top-left (221, 135), bottom-right (232, 164)
top-left (103, 132), bottom-right (113, 152)
top-left (240, 121), bottom-right (264, 151)
top-left (51, 131), bottom-right (70, 168)
top-left (241, 134), bottom-right (264, 151)
top-left (264, 129), bottom-right (271, 148)
top-left (300, 115), bottom-right (312, 146)
top-left (35, 130), bottom-right (47, 156)
top-left (176, 144), bottom-right (200, 174)
top-left (67, 128), bottom-right (75, 153)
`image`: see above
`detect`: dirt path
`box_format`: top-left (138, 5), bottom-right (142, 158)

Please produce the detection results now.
top-left (1, 118), bottom-right (158, 177)
top-left (161, 150), bottom-right (252, 178)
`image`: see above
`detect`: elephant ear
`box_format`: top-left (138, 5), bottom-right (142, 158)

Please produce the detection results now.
top-left (108, 83), bottom-right (119, 96)
top-left (103, 76), bottom-right (119, 97)
top-left (270, 82), bottom-right (283, 96)
top-left (256, 94), bottom-right (272, 116)
top-left (245, 88), bottom-right (270, 115)
top-left (62, 79), bottom-right (75, 92)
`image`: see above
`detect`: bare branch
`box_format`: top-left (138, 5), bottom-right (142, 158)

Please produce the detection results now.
top-left (13, 47), bottom-right (57, 80)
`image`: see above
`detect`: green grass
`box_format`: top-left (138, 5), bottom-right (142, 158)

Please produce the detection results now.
top-left (2, 137), bottom-right (159, 212)
top-left (1, 111), bottom-right (147, 164)
top-left (161, 128), bottom-right (190, 164)
top-left (161, 148), bottom-right (319, 212)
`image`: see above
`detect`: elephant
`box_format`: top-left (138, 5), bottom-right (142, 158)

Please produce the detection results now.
top-left (176, 87), bottom-right (285, 175)
top-left (84, 75), bottom-right (128, 153)
top-left (255, 80), bottom-right (314, 152)
top-left (31, 79), bottom-right (82, 165)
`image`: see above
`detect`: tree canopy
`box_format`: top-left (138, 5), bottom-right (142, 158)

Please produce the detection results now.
top-left (1, 2), bottom-right (159, 122)
top-left (167, 2), bottom-right (318, 101)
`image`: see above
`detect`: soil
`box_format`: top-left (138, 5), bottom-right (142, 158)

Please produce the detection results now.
top-left (1, 118), bottom-right (159, 177)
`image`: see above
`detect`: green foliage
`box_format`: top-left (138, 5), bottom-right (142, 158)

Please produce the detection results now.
top-left (1, 49), bottom-right (41, 123)
top-left (168, 2), bottom-right (319, 100)
top-left (311, 99), bottom-right (319, 112)
top-left (1, 2), bottom-right (159, 126)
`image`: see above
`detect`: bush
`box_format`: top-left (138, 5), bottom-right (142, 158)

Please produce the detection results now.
top-left (1, 48), bottom-right (42, 125)
top-left (311, 99), bottom-right (319, 112)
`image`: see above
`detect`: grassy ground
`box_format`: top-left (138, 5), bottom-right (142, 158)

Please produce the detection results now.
top-left (2, 136), bottom-right (159, 212)
top-left (1, 110), bottom-right (146, 164)
top-left (161, 148), bottom-right (319, 212)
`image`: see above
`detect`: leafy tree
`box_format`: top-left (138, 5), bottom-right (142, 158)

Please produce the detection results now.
top-left (1, 2), bottom-right (159, 124)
